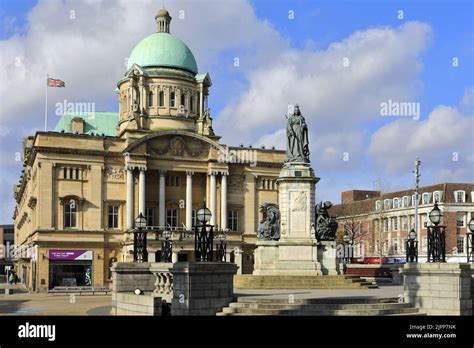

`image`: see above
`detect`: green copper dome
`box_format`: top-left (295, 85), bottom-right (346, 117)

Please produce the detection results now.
top-left (127, 32), bottom-right (198, 74)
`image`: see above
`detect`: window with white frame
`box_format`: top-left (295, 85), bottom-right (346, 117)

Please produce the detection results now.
top-left (412, 194), bottom-right (417, 206)
top-left (393, 198), bottom-right (400, 209)
top-left (145, 207), bottom-right (154, 227)
top-left (402, 216), bottom-right (408, 230)
top-left (170, 91), bottom-right (175, 108)
top-left (457, 236), bottom-right (464, 253)
top-left (167, 208), bottom-right (178, 228)
top-left (392, 217), bottom-right (398, 230)
top-left (422, 193), bottom-right (430, 205)
top-left (384, 199), bottom-right (391, 210)
top-left (159, 91), bottom-right (164, 106)
top-left (455, 190), bottom-right (465, 203)
top-left (457, 212), bottom-right (465, 227)
top-left (433, 191), bottom-right (441, 203)
top-left (228, 210), bottom-right (239, 231)
top-left (108, 205), bottom-right (119, 229)
top-left (403, 196), bottom-right (409, 208)
top-left (64, 201), bottom-right (77, 228)
top-left (375, 200), bottom-right (381, 211)
top-left (384, 219), bottom-right (389, 232)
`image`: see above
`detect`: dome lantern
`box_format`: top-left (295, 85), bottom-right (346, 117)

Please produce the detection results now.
top-left (155, 8), bottom-right (172, 33)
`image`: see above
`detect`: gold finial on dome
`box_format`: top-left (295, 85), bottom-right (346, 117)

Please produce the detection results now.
top-left (155, 8), bottom-right (172, 33)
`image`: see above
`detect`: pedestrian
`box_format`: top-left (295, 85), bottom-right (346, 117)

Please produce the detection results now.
top-left (8, 272), bottom-right (14, 285)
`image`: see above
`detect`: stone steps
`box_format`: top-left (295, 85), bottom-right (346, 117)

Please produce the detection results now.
top-left (234, 275), bottom-right (378, 289)
top-left (217, 297), bottom-right (423, 316)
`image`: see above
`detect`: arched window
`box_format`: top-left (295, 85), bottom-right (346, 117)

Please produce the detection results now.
top-left (159, 91), bottom-right (164, 106)
top-left (180, 94), bottom-right (185, 109)
top-left (190, 96), bottom-right (194, 111)
top-left (147, 91), bottom-right (153, 107)
top-left (64, 200), bottom-right (77, 228)
top-left (170, 92), bottom-right (175, 107)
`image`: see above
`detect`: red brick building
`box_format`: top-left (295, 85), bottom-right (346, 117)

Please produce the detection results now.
top-left (330, 183), bottom-right (474, 260)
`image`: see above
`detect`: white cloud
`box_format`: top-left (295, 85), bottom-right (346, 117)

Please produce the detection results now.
top-left (368, 105), bottom-right (474, 179)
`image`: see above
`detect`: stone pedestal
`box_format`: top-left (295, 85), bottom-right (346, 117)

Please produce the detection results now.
top-left (317, 241), bottom-right (340, 275)
top-left (253, 163), bottom-right (322, 276)
top-left (402, 263), bottom-right (472, 316)
top-left (111, 262), bottom-right (173, 315)
top-left (171, 262), bottom-right (237, 316)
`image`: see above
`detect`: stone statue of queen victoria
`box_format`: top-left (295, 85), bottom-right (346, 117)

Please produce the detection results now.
top-left (285, 104), bottom-right (310, 164)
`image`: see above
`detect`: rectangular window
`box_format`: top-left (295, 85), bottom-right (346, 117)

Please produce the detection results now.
top-left (457, 213), bottom-right (465, 227)
top-left (167, 208), bottom-right (178, 228)
top-left (228, 210), bottom-right (239, 231)
top-left (392, 218), bottom-right (398, 231)
top-left (180, 94), bottom-right (185, 108)
top-left (383, 219), bottom-right (388, 232)
top-left (64, 203), bottom-right (77, 228)
top-left (456, 191), bottom-right (464, 203)
top-left (192, 210), bottom-right (197, 227)
top-left (457, 236), bottom-right (464, 253)
top-left (190, 96), bottom-right (194, 111)
top-left (108, 205), bottom-right (119, 229)
top-left (145, 207), bottom-right (154, 227)
top-left (402, 216), bottom-right (408, 230)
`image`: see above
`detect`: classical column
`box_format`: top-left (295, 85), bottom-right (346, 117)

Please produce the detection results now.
top-left (126, 166), bottom-right (134, 230)
top-left (209, 171), bottom-right (217, 226)
top-left (172, 251), bottom-right (178, 263)
top-left (220, 172), bottom-right (228, 231)
top-left (158, 170), bottom-right (166, 227)
top-left (234, 247), bottom-right (243, 275)
top-left (186, 171), bottom-right (193, 229)
top-left (138, 166), bottom-right (146, 216)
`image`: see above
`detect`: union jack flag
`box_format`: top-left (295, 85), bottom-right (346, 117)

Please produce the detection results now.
top-left (47, 78), bottom-right (65, 87)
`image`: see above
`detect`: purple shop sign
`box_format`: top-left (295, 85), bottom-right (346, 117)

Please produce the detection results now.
top-left (48, 250), bottom-right (93, 261)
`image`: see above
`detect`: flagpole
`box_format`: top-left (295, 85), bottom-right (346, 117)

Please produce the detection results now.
top-left (44, 74), bottom-right (48, 131)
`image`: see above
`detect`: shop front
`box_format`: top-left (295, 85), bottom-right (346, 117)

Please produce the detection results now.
top-left (48, 250), bottom-right (93, 289)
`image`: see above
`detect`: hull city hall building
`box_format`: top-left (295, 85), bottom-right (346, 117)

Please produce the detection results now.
top-left (13, 9), bottom-right (285, 292)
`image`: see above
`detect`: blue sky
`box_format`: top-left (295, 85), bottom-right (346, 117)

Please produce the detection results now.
top-left (0, 0), bottom-right (473, 224)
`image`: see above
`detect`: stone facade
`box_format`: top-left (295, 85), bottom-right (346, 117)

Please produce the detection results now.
top-left (171, 262), bottom-right (237, 315)
top-left (12, 9), bottom-right (285, 292)
top-left (402, 263), bottom-right (472, 315)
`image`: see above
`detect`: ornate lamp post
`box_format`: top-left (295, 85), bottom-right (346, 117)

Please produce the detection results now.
top-left (160, 230), bottom-right (172, 262)
top-left (216, 231), bottom-right (227, 262)
top-left (427, 202), bottom-right (446, 262)
top-left (133, 213), bottom-right (148, 262)
top-left (194, 205), bottom-right (214, 262)
top-left (466, 217), bottom-right (474, 263)
top-left (406, 229), bottom-right (418, 263)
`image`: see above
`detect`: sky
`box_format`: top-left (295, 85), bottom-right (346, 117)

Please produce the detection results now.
top-left (0, 0), bottom-right (473, 224)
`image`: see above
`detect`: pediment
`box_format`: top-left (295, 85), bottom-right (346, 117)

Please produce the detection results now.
top-left (147, 134), bottom-right (211, 159)
top-left (124, 64), bottom-right (148, 78)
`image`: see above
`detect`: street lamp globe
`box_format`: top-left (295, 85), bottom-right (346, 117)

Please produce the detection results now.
top-left (197, 206), bottom-right (212, 224)
top-left (217, 231), bottom-right (226, 242)
top-left (408, 229), bottom-right (417, 241)
top-left (134, 213), bottom-right (147, 229)
top-left (343, 235), bottom-right (350, 243)
top-left (163, 230), bottom-right (171, 239)
top-left (468, 217), bottom-right (474, 233)
top-left (428, 202), bottom-right (442, 226)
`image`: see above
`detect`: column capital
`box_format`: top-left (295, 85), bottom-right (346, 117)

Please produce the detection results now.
top-left (208, 170), bottom-right (219, 176)
top-left (158, 169), bottom-right (167, 175)
top-left (220, 171), bottom-right (229, 176)
top-left (125, 165), bottom-right (135, 171)
top-left (138, 166), bottom-right (147, 172)
top-left (186, 171), bottom-right (194, 176)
